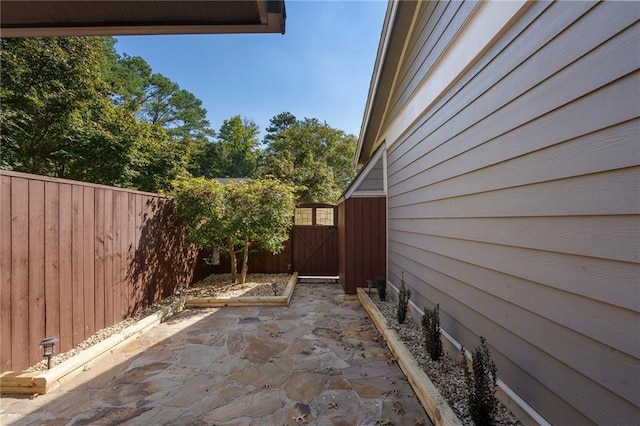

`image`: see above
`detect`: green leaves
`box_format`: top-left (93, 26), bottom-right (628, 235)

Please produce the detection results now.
top-left (1, 36), bottom-right (214, 193)
top-left (172, 176), bottom-right (295, 255)
top-left (257, 113), bottom-right (357, 203)
top-left (421, 304), bottom-right (443, 361)
top-left (172, 176), bottom-right (226, 248)
top-left (229, 179), bottom-right (296, 253)
top-left (189, 116), bottom-right (259, 178)
top-left (1, 39), bottom-right (354, 203)
top-left (1, 36), bottom-right (132, 180)
top-left (463, 337), bottom-right (498, 425)
top-left (172, 176), bottom-right (295, 283)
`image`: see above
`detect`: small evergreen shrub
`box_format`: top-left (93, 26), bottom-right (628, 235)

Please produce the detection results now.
top-left (421, 304), bottom-right (443, 361)
top-left (397, 284), bottom-right (411, 324)
top-left (374, 276), bottom-right (386, 301)
top-left (463, 337), bottom-right (498, 426)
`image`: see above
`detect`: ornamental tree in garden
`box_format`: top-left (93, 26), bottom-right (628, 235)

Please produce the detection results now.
top-left (226, 179), bottom-right (295, 283)
top-left (172, 176), bottom-right (295, 284)
top-left (171, 176), bottom-right (229, 268)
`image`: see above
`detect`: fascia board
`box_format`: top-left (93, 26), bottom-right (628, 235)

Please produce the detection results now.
top-left (355, 0), bottom-right (398, 169)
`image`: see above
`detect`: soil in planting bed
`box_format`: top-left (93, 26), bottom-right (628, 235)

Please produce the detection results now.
top-left (372, 294), bottom-right (522, 426)
top-left (24, 273), bottom-right (291, 373)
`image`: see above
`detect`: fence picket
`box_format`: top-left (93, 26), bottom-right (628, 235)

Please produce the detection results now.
top-left (0, 171), bottom-right (196, 372)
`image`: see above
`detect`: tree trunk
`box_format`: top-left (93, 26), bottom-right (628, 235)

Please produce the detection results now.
top-left (240, 240), bottom-right (250, 284)
top-left (228, 237), bottom-right (237, 283)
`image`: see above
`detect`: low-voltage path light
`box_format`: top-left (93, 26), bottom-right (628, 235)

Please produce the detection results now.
top-left (40, 337), bottom-right (59, 370)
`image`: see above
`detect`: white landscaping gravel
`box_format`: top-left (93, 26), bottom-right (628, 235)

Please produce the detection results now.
top-left (22, 275), bottom-right (519, 426)
top-left (373, 295), bottom-right (521, 426)
top-left (24, 274), bottom-right (290, 373)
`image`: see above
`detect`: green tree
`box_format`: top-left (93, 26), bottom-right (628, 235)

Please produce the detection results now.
top-left (172, 176), bottom-right (227, 248)
top-left (141, 74), bottom-right (212, 141)
top-left (226, 179), bottom-right (295, 283)
top-left (263, 111), bottom-right (297, 144)
top-left (125, 122), bottom-right (193, 193)
top-left (258, 113), bottom-right (357, 203)
top-left (1, 36), bottom-right (213, 193)
top-left (172, 177), bottom-right (295, 284)
top-left (190, 115), bottom-right (260, 178)
top-left (106, 50), bottom-right (214, 191)
top-left (0, 37), bottom-right (136, 182)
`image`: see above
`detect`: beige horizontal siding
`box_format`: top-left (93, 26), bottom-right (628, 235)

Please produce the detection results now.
top-left (384, 1), bottom-right (640, 424)
top-left (387, 1), bottom-right (600, 166)
top-left (384, 1), bottom-right (479, 131)
top-left (391, 216), bottom-right (639, 264)
top-left (390, 14), bottom-right (639, 178)
top-left (357, 164), bottom-right (384, 191)
top-left (387, 250), bottom-right (638, 424)
top-left (390, 118), bottom-right (639, 201)
top-left (389, 167), bottom-right (639, 218)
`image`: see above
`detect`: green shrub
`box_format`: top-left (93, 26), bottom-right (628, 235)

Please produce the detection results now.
top-left (463, 337), bottom-right (498, 426)
top-left (421, 304), bottom-right (443, 361)
top-left (374, 276), bottom-right (386, 301)
top-left (397, 285), bottom-right (411, 324)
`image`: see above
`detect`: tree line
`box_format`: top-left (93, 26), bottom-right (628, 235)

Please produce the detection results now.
top-left (1, 36), bottom-right (357, 204)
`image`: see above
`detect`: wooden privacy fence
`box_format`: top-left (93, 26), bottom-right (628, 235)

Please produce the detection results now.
top-left (0, 171), bottom-right (197, 373)
top-left (196, 203), bottom-right (341, 279)
top-left (195, 240), bottom-right (292, 279)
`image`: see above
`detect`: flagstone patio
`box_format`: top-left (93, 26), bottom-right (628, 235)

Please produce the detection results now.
top-left (0, 283), bottom-right (430, 425)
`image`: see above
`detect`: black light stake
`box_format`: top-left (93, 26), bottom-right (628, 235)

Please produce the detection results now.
top-left (366, 280), bottom-right (373, 297)
top-left (272, 282), bottom-right (278, 296)
top-left (40, 337), bottom-right (59, 370)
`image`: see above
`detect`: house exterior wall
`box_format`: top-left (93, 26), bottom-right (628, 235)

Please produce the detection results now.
top-left (381, 1), bottom-right (639, 424)
top-left (357, 160), bottom-right (384, 191)
top-left (382, 0), bottom-right (480, 132)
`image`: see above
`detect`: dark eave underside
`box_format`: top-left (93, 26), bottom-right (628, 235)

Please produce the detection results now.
top-left (1, 1), bottom-right (286, 36)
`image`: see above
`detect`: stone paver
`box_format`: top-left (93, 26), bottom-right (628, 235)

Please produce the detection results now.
top-left (0, 283), bottom-right (431, 425)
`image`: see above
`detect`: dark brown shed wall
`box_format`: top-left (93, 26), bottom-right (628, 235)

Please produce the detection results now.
top-left (338, 197), bottom-right (386, 294)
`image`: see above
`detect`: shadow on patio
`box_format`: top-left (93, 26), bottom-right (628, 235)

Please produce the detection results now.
top-left (1, 283), bottom-right (430, 425)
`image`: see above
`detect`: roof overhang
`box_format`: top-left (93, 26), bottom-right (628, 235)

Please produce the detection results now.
top-left (356, 1), bottom-right (530, 169)
top-left (340, 142), bottom-right (386, 202)
top-left (355, 0), bottom-right (417, 170)
top-left (0, 1), bottom-right (286, 37)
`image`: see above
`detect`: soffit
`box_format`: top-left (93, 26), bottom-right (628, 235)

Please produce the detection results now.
top-left (1, 1), bottom-right (286, 36)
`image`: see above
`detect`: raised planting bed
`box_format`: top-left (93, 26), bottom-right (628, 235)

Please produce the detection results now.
top-left (1, 273), bottom-right (298, 395)
top-left (184, 272), bottom-right (298, 308)
top-left (360, 287), bottom-right (524, 426)
top-left (0, 299), bottom-right (185, 395)
top-left (358, 288), bottom-right (462, 426)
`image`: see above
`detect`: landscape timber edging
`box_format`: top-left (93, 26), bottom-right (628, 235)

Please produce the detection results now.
top-left (357, 287), bottom-right (463, 426)
top-left (0, 298), bottom-right (185, 395)
top-left (184, 272), bottom-right (298, 308)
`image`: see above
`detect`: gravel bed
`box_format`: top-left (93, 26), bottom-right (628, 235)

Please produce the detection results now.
top-left (24, 274), bottom-right (290, 373)
top-left (373, 295), bottom-right (521, 426)
top-left (181, 273), bottom-right (290, 298)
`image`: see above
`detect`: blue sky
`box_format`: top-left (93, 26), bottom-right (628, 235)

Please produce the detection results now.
top-left (115, 1), bottom-right (387, 139)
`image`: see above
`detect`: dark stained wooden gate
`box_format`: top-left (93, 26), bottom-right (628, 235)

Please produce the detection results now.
top-left (292, 203), bottom-right (338, 276)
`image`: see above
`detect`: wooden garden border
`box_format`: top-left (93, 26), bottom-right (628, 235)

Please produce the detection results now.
top-left (0, 274), bottom-right (298, 395)
top-left (0, 299), bottom-right (185, 395)
top-left (357, 288), bottom-right (463, 426)
top-left (184, 273), bottom-right (298, 308)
